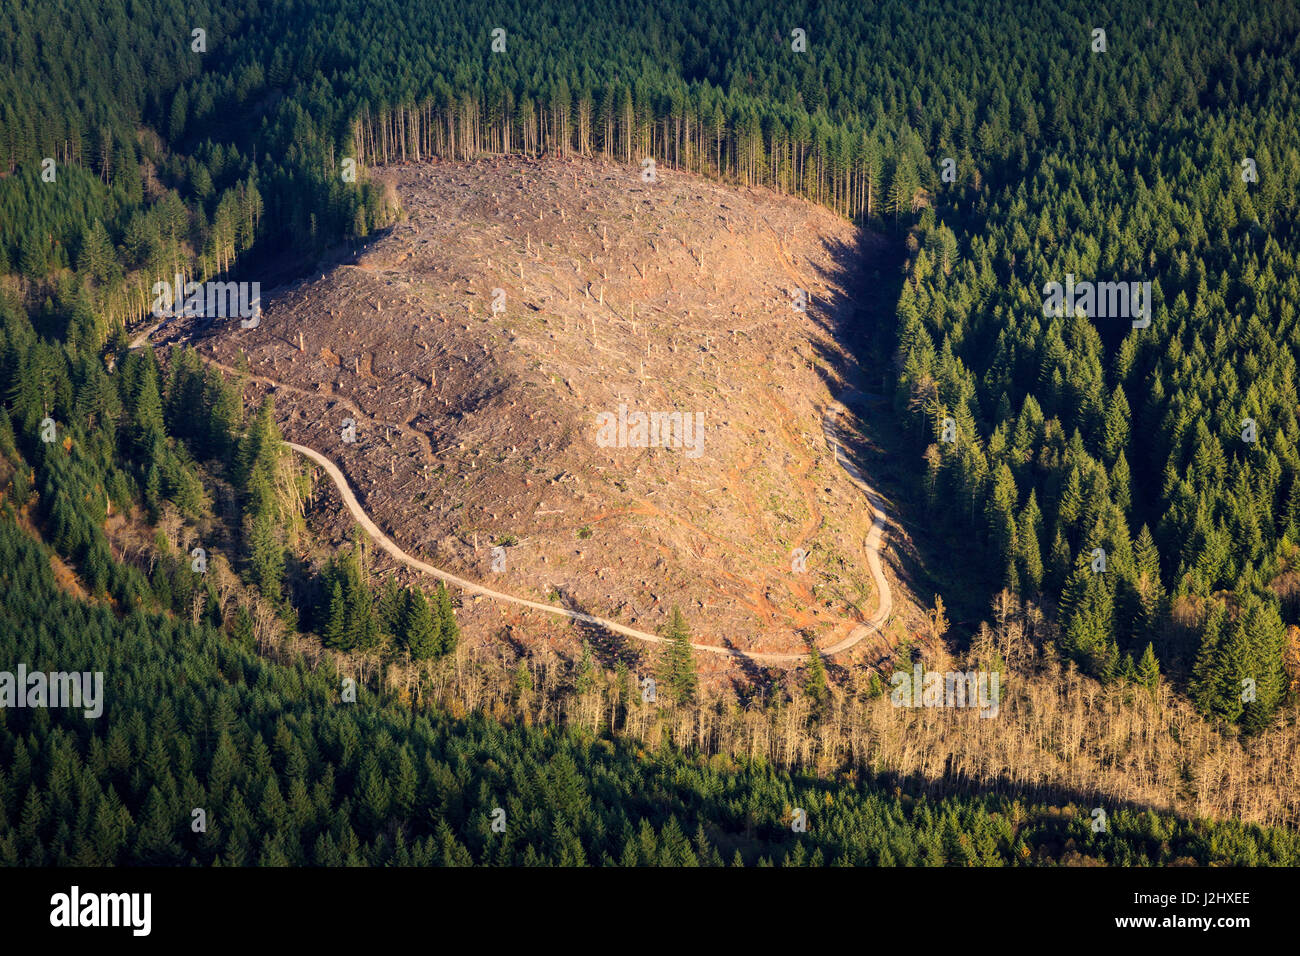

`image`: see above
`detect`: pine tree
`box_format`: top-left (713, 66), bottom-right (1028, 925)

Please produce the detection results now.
top-left (322, 581), bottom-right (347, 649)
top-left (986, 463), bottom-right (1019, 571)
top-left (78, 220), bottom-right (116, 283)
top-left (346, 565), bottom-right (381, 652)
top-left (231, 605), bottom-right (255, 648)
top-left (1111, 451), bottom-right (1132, 513)
top-left (657, 606), bottom-right (697, 705)
top-left (1017, 490), bottom-right (1045, 593)
top-left (19, 232), bottom-right (47, 279)
top-left (1137, 642), bottom-right (1160, 696)
top-left (1102, 386), bottom-right (1131, 462)
top-left (235, 397), bottom-right (288, 522)
top-left (575, 640), bottom-right (597, 694)
top-left (1236, 595), bottom-right (1288, 733)
top-left (1057, 466), bottom-right (1084, 533)
top-left (377, 578), bottom-right (404, 640)
top-left (402, 587), bottom-right (438, 660)
top-left (887, 157), bottom-right (916, 222)
top-left (130, 358), bottom-right (166, 460)
top-left (248, 512), bottom-right (284, 604)
top-left (803, 646), bottom-right (829, 715)
top-left (1061, 559), bottom-right (1118, 680)
top-left (1191, 604), bottom-right (1236, 721)
top-left (433, 582), bottom-right (459, 656)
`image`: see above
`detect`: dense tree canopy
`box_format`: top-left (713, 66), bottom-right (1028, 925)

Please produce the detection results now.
top-left (1, 0), bottom-right (1298, 863)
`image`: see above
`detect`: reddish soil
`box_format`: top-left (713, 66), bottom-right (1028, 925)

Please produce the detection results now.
top-left (197, 155), bottom-right (904, 674)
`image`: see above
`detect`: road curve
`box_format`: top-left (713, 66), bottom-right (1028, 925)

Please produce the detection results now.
top-left (816, 400), bottom-right (893, 654)
top-left (284, 397), bottom-right (891, 664)
top-left (131, 324), bottom-right (892, 663)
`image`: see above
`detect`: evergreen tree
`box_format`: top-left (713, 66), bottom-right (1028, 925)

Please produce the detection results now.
top-left (657, 606), bottom-right (697, 705)
top-left (1137, 642), bottom-right (1160, 696)
top-left (322, 581), bottom-right (347, 649)
top-left (77, 220), bottom-right (116, 283)
top-left (248, 512), bottom-right (284, 604)
top-left (433, 582), bottom-right (459, 656)
top-left (402, 587), bottom-right (439, 661)
top-left (802, 646), bottom-right (829, 716)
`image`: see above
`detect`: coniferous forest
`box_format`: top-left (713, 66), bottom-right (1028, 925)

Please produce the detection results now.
top-left (1, 0), bottom-right (1299, 885)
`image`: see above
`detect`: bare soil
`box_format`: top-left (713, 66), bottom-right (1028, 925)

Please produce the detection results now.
top-left (198, 155), bottom-right (907, 675)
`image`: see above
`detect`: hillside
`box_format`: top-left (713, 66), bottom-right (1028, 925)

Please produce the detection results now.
top-left (181, 156), bottom-right (907, 672)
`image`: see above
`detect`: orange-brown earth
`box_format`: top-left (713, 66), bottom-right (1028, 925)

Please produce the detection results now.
top-left (198, 155), bottom-right (906, 675)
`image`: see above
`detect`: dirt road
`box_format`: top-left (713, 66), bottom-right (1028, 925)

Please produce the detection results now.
top-left (131, 318), bottom-right (891, 660)
top-left (283, 396), bottom-right (890, 663)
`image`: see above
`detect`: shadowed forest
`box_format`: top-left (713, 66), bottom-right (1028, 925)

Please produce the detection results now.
top-left (1, 0), bottom-right (1298, 865)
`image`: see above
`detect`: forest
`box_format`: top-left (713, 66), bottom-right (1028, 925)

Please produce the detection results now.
top-left (4, 514), bottom-right (1299, 865)
top-left (1, 0), bottom-right (1299, 862)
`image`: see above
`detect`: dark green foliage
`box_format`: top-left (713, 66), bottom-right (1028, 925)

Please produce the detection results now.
top-left (1191, 594), bottom-right (1287, 729)
top-left (5, 0), bottom-right (1298, 734)
top-left (884, 0), bottom-right (1300, 729)
top-left (803, 647), bottom-right (829, 715)
top-left (2, 518), bottom-right (1296, 867)
top-left (434, 583), bottom-right (459, 656)
top-left (657, 606), bottom-right (697, 705)
top-left (401, 587), bottom-right (439, 661)
top-left (1, 0), bottom-right (1298, 870)
top-left (314, 551), bottom-right (457, 660)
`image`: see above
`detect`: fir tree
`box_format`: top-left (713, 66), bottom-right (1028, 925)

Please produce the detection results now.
top-left (402, 587), bottom-right (438, 660)
top-left (657, 606), bottom-right (697, 705)
top-left (1137, 642), bottom-right (1160, 696)
top-left (433, 582), bottom-right (459, 656)
top-left (322, 581), bottom-right (347, 649)
top-left (802, 646), bottom-right (829, 715)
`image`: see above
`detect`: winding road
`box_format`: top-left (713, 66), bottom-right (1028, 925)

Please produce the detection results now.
top-left (131, 337), bottom-right (893, 665)
top-left (283, 399), bottom-right (891, 663)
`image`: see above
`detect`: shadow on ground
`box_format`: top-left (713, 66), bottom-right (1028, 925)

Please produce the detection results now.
top-left (802, 226), bottom-right (992, 648)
